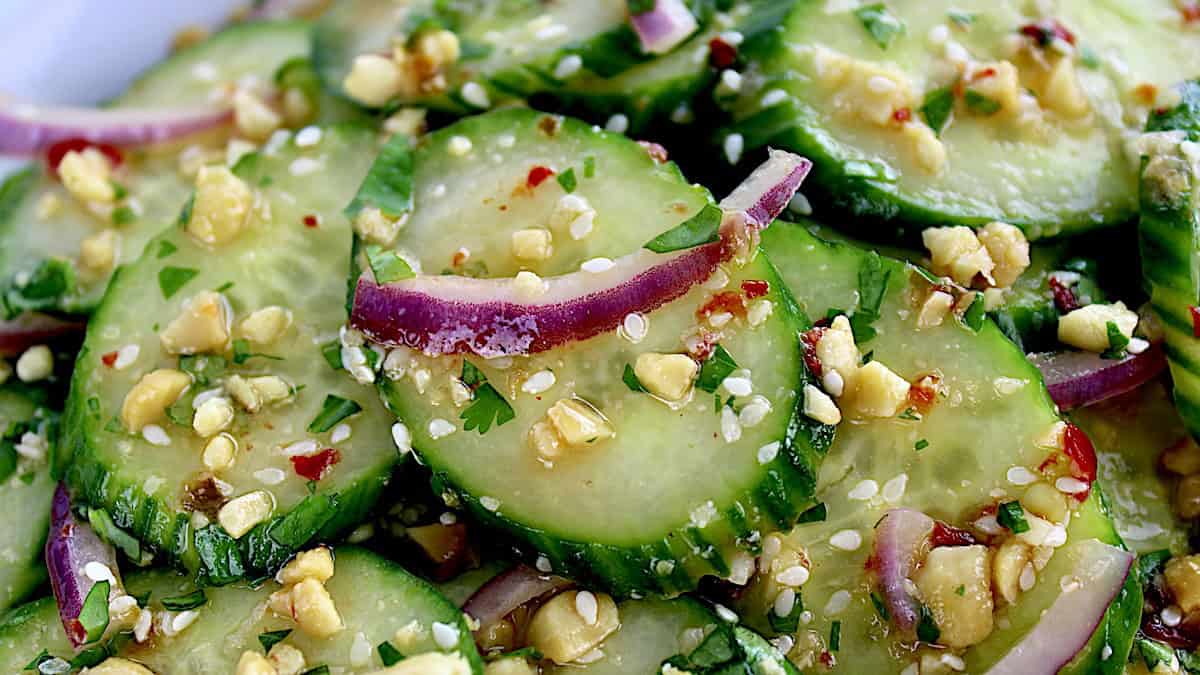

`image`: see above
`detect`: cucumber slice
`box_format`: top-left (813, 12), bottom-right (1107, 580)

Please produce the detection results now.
top-left (0, 547), bottom-right (483, 674)
top-left (724, 0), bottom-right (1161, 237)
top-left (741, 222), bottom-right (1138, 672)
top-left (0, 387), bottom-right (55, 612)
top-left (1139, 80), bottom-right (1200, 442)
top-left (60, 125), bottom-right (399, 583)
top-left (381, 108), bottom-right (710, 279)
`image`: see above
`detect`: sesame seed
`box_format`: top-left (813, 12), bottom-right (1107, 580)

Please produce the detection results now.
top-left (774, 589), bottom-right (796, 617)
top-left (1127, 337), bottom-right (1150, 354)
top-left (928, 24), bottom-right (950, 44)
top-left (254, 467), bottom-right (286, 485)
top-left (84, 561), bottom-right (116, 585)
top-left (288, 157), bottom-right (321, 176)
top-left (720, 406), bottom-right (742, 443)
top-left (1055, 476), bottom-right (1090, 494)
top-left (282, 439), bottom-right (319, 457)
top-left (554, 54), bottom-right (583, 79)
top-left (605, 114), bottom-right (629, 134)
top-left (575, 590), bottom-right (599, 625)
top-left (349, 631), bottom-right (371, 667)
top-left (1006, 466), bottom-right (1037, 485)
top-left (461, 82), bottom-right (490, 109)
top-left (172, 610), bottom-right (199, 633)
top-left (536, 555), bottom-right (552, 573)
top-left (521, 370), bottom-right (557, 395)
top-left (719, 69), bottom-right (743, 94)
top-left (760, 89), bottom-right (788, 107)
top-left (113, 344), bottom-right (139, 370)
top-left (569, 211), bottom-right (595, 240)
top-left (823, 590), bottom-right (851, 615)
top-left (432, 621), bottom-right (460, 649)
top-left (1163, 605), bottom-right (1184, 627)
top-left (581, 257), bottom-right (615, 273)
top-left (497, 134), bottom-right (516, 148)
top-left (848, 479), bottom-right (878, 501)
top-left (882, 474), bottom-right (909, 502)
top-left (738, 395), bottom-right (771, 427)
top-left (142, 424), bottom-right (171, 447)
top-left (944, 41), bottom-right (969, 65)
top-left (654, 559), bottom-right (676, 576)
top-left (391, 422), bottom-right (412, 454)
top-left (723, 133), bottom-right (744, 164)
top-left (829, 529), bottom-right (862, 551)
top-left (429, 418), bottom-right (456, 439)
top-left (330, 423), bottom-right (352, 444)
top-left (757, 442), bottom-right (781, 464)
top-left (294, 126), bottom-right (323, 147)
top-left (714, 603), bottom-right (739, 623)
top-left (1019, 562), bottom-right (1036, 591)
top-left (721, 372), bottom-right (753, 397)
top-left (775, 565), bottom-right (810, 587)
top-left (620, 313), bottom-right (648, 343)
top-left (480, 496), bottom-right (501, 511)
top-left (1101, 645), bottom-right (1113, 660)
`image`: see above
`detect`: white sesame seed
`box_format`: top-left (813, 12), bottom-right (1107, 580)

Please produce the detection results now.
top-left (330, 423), bottom-right (352, 444)
top-left (461, 82), bottom-right (490, 109)
top-left (288, 157), bottom-right (321, 176)
top-left (928, 24), bottom-right (950, 44)
top-left (448, 136), bottom-right (473, 157)
top-left (432, 621), bottom-right (460, 649)
top-left (575, 590), bottom-right (599, 625)
top-left (823, 590), bottom-right (851, 615)
top-left (882, 473), bottom-right (909, 502)
top-left (16, 345), bottom-right (52, 382)
top-left (109, 594), bottom-right (137, 616)
top-left (480, 496), bottom-right (501, 511)
top-left (554, 54), bottom-right (583, 79)
top-left (428, 418), bottom-right (456, 439)
top-left (757, 442), bottom-right (780, 464)
top-left (714, 604), bottom-right (739, 623)
top-left (760, 89), bottom-right (788, 107)
top-left (581, 257), bottom-right (615, 273)
top-left (788, 192), bottom-right (813, 216)
top-left (84, 561), bottom-right (116, 585)
top-left (940, 654), bottom-right (966, 672)
top-left (723, 133), bottom-right (744, 164)
top-left (848, 480), bottom-right (878, 501)
top-left (774, 589), bottom-right (796, 617)
top-left (522, 370), bottom-right (557, 395)
top-left (620, 313), bottom-right (648, 343)
top-left (605, 114), bottom-right (629, 134)
top-left (254, 467), bottom-right (286, 485)
top-left (690, 500), bottom-right (718, 528)
top-left (1019, 562), bottom-right (1036, 591)
top-left (738, 395), bottom-right (771, 427)
top-left (1127, 337), bottom-right (1150, 355)
top-left (282, 439), bottom-right (319, 457)
top-left (569, 211), bottom-right (595, 240)
top-left (536, 555), bottom-right (552, 573)
top-left (866, 75), bottom-right (897, 94)
top-left (172, 610), bottom-right (199, 633)
top-left (142, 424), bottom-right (171, 447)
top-left (294, 126), bottom-right (323, 147)
top-left (821, 370), bottom-right (844, 397)
top-left (719, 69), bottom-right (743, 94)
top-left (1163, 605), bottom-right (1183, 627)
top-left (497, 134), bottom-right (516, 148)
top-left (113, 344), bottom-right (139, 370)
top-left (776, 565), bottom-right (810, 587)
top-left (391, 422), bottom-right (412, 454)
top-left (945, 40), bottom-right (969, 65)
top-left (1101, 645), bottom-right (1113, 660)
top-left (1055, 476), bottom-right (1090, 494)
top-left (191, 62), bottom-right (218, 82)
top-left (1007, 466), bottom-right (1037, 485)
top-left (829, 529), bottom-right (862, 551)
top-left (721, 374), bottom-right (753, 397)
top-left (535, 24), bottom-right (568, 40)
top-left (720, 406), bottom-right (742, 443)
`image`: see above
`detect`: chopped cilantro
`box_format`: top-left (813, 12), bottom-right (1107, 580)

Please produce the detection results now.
top-left (88, 508), bottom-right (141, 561)
top-left (161, 589), bottom-right (207, 611)
top-left (854, 3), bottom-right (906, 49)
top-left (696, 345), bottom-right (738, 393)
top-left (344, 134), bottom-right (414, 221)
top-left (377, 641), bottom-right (404, 667)
top-left (232, 338), bottom-right (282, 365)
top-left (320, 340), bottom-right (343, 370)
top-left (556, 167), bottom-right (577, 193)
top-left (78, 580), bottom-right (111, 644)
top-left (916, 604), bottom-right (940, 643)
top-left (584, 155), bottom-right (596, 178)
top-left (179, 354), bottom-right (226, 387)
top-left (622, 364), bottom-right (647, 393)
top-left (103, 417), bottom-right (123, 433)
top-left (869, 591), bottom-right (890, 620)
top-left (1137, 637), bottom-right (1175, 671)
top-left (961, 292), bottom-right (986, 332)
top-left (308, 395), bottom-right (363, 433)
top-left (898, 407), bottom-right (920, 421)
top-left (158, 265), bottom-right (199, 299)
top-left (4, 258), bottom-right (75, 319)
top-left (797, 502), bottom-right (827, 524)
top-left (915, 439), bottom-right (929, 451)
top-left (965, 89), bottom-right (1002, 115)
top-left (111, 205), bottom-right (136, 225)
top-left (22, 649), bottom-right (51, 671)
top-left (996, 500), bottom-right (1030, 534)
top-left (947, 10), bottom-right (974, 26)
top-left (848, 252), bottom-right (891, 343)
top-left (919, 86), bottom-right (955, 136)
top-left (643, 203), bottom-right (723, 253)
top-left (302, 667), bottom-right (331, 675)
top-left (1137, 549), bottom-right (1173, 583)
top-left (954, 584), bottom-right (966, 596)
top-left (214, 281), bottom-right (235, 293)
top-left (1102, 321), bottom-right (1130, 360)
top-left (459, 361), bottom-right (516, 434)
top-left (110, 182), bottom-right (128, 200)
top-left (830, 620), bottom-right (842, 651)
top-left (365, 244), bottom-right (415, 284)
top-left (1079, 45), bottom-right (1100, 69)
top-left (176, 194), bottom-right (195, 228)
top-left (258, 629), bottom-right (292, 652)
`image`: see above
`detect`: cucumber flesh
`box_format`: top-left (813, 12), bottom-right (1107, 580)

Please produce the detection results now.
top-left (744, 222), bottom-right (1137, 672)
top-left (1139, 80), bottom-right (1200, 442)
top-left (0, 547), bottom-right (483, 674)
top-left (723, 0), bottom-right (1200, 236)
top-left (0, 387), bottom-right (55, 612)
top-left (61, 125), bottom-right (398, 583)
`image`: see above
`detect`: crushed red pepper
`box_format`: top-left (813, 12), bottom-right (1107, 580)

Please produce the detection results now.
top-left (708, 37), bottom-right (738, 69)
top-left (291, 448), bottom-right (341, 481)
top-left (526, 165), bottom-right (555, 188)
top-left (46, 138), bottom-right (124, 174)
top-left (740, 279), bottom-right (770, 299)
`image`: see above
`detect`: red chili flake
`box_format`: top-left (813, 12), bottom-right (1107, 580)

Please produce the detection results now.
top-left (907, 375), bottom-right (940, 415)
top-left (1183, 4), bottom-right (1200, 23)
top-left (1019, 19), bottom-right (1075, 47)
top-left (971, 67), bottom-right (997, 81)
top-left (101, 351), bottom-right (119, 367)
top-left (687, 331), bottom-right (720, 361)
top-left (1135, 83), bottom-right (1159, 106)
top-left (451, 248), bottom-right (469, 267)
top-left (303, 214), bottom-right (319, 228)
top-left (638, 140), bottom-right (669, 163)
top-left (800, 327), bottom-right (827, 378)
top-left (1048, 275), bottom-right (1079, 313)
top-left (930, 521), bottom-right (978, 548)
top-left (819, 651), bottom-right (835, 668)
top-left (526, 165), bottom-right (555, 188)
top-left (1192, 307), bottom-right (1200, 337)
top-left (696, 291), bottom-right (747, 322)
top-left (708, 37), bottom-right (738, 69)
top-left (741, 279), bottom-right (770, 299)
top-left (892, 107), bottom-right (912, 123)
top-left (1062, 423), bottom-right (1097, 487)
top-left (46, 138), bottom-right (123, 174)
top-left (291, 448), bottom-right (341, 482)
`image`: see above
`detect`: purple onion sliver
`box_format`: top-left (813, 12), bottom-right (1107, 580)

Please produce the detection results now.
top-left (462, 564), bottom-right (572, 644)
top-left (722, 149), bottom-right (813, 227)
top-left (0, 99), bottom-right (232, 156)
top-left (1029, 344), bottom-right (1167, 411)
top-left (872, 508), bottom-right (934, 634)
top-left (628, 0), bottom-right (700, 54)
top-left (46, 484), bottom-right (121, 648)
top-left (0, 313), bottom-right (83, 357)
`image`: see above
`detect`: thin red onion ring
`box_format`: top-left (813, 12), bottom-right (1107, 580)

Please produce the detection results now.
top-left (1028, 344), bottom-right (1167, 411)
top-left (462, 564), bottom-right (572, 643)
top-left (871, 508), bottom-right (934, 635)
top-left (0, 98), bottom-right (231, 156)
top-left (351, 150), bottom-right (811, 357)
top-left (46, 484), bottom-right (122, 648)
top-left (629, 0), bottom-right (700, 55)
top-left (0, 314), bottom-right (84, 357)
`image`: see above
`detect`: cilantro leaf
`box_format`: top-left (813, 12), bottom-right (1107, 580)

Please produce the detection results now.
top-left (696, 345), bottom-right (738, 393)
top-left (365, 245), bottom-right (415, 284)
top-left (308, 395), bottom-right (363, 433)
top-left (78, 580), bottom-right (111, 644)
top-left (556, 167), bottom-right (577, 193)
top-left (232, 338), bottom-right (283, 365)
top-left (378, 641), bottom-right (404, 667)
top-left (996, 501), bottom-right (1030, 533)
top-left (643, 203), bottom-right (723, 253)
top-left (161, 589), bottom-right (207, 611)
top-left (158, 266), bottom-right (199, 299)
top-left (961, 292), bottom-right (986, 332)
top-left (916, 604), bottom-right (940, 643)
top-left (622, 364), bottom-right (647, 393)
top-left (768, 592), bottom-right (804, 633)
top-left (344, 134), bottom-right (414, 221)
top-left (259, 629), bottom-right (292, 652)
top-left (965, 89), bottom-right (1002, 115)
top-left (854, 3), bottom-right (906, 49)
top-left (797, 502), bottom-right (827, 524)
top-left (1102, 321), bottom-right (1130, 360)
top-left (459, 361), bottom-right (515, 434)
top-left (919, 86), bottom-right (955, 136)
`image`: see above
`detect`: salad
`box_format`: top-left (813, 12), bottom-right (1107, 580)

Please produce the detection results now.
top-left (0, 1), bottom-right (1198, 673)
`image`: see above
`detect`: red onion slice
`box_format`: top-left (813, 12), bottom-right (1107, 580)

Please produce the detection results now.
top-left (462, 564), bottom-right (572, 643)
top-left (629, 0), bottom-right (700, 54)
top-left (0, 98), bottom-right (231, 156)
top-left (984, 539), bottom-right (1133, 674)
top-left (1029, 344), bottom-right (1167, 411)
top-left (872, 508), bottom-right (934, 634)
top-left (46, 484), bottom-right (122, 648)
top-left (0, 314), bottom-right (84, 357)
top-left (351, 151), bottom-right (811, 357)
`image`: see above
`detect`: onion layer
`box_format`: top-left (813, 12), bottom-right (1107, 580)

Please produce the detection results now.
top-left (984, 539), bottom-right (1133, 674)
top-left (0, 98), bottom-right (231, 156)
top-left (462, 564), bottom-right (572, 645)
top-left (0, 314), bottom-right (83, 357)
top-left (351, 150), bottom-right (811, 357)
top-left (872, 508), bottom-right (934, 634)
top-left (628, 0), bottom-right (700, 55)
top-left (1029, 345), bottom-right (1167, 411)
top-left (45, 484), bottom-right (122, 648)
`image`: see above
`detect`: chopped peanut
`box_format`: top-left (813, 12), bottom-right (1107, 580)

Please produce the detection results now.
top-left (237, 651), bottom-right (278, 675)
top-left (58, 148), bottom-right (115, 204)
top-left (233, 90), bottom-right (282, 142)
top-left (917, 290), bottom-right (955, 329)
top-left (914, 545), bottom-right (994, 648)
top-left (900, 121), bottom-right (947, 174)
top-left (977, 222), bottom-right (1029, 288)
top-left (1021, 481), bottom-right (1068, 523)
top-left (528, 420), bottom-right (562, 461)
top-left (843, 361), bottom-right (910, 418)
top-left (1040, 57), bottom-right (1089, 119)
top-left (193, 396), bottom-right (234, 437)
top-left (291, 577), bottom-right (343, 638)
top-left (1165, 555), bottom-right (1200, 613)
top-left (218, 490), bottom-right (274, 538)
top-left (354, 207), bottom-right (404, 245)
top-left (250, 376), bottom-right (292, 404)
top-left (485, 657), bottom-right (538, 675)
top-left (415, 30), bottom-right (461, 69)
top-left (227, 374), bottom-right (291, 413)
top-left (545, 398), bottom-right (614, 447)
top-left (278, 547), bottom-right (335, 585)
top-left (343, 54), bottom-right (404, 107)
top-left (267, 643), bottom-right (306, 675)
top-left (86, 657), bottom-right (156, 675)
top-left (160, 291), bottom-right (230, 355)
top-left (816, 315), bottom-right (860, 391)
top-left (547, 194), bottom-right (596, 236)
top-left (513, 271), bottom-right (546, 299)
top-left (202, 433), bottom-right (237, 471)
top-left (511, 228), bottom-right (553, 261)
top-left (802, 384), bottom-right (841, 425)
top-left (121, 369), bottom-right (191, 432)
top-left (1163, 439), bottom-right (1200, 476)
top-left (966, 61), bottom-right (1022, 115)
top-left (79, 229), bottom-right (120, 276)
top-left (367, 652), bottom-right (473, 675)
top-left (527, 591), bottom-right (620, 664)
top-left (239, 306), bottom-right (292, 345)
top-left (384, 108), bottom-right (428, 137)
top-left (634, 352), bottom-right (698, 402)
top-left (1057, 301), bottom-right (1138, 353)
top-left (15, 344), bottom-right (53, 383)
top-left (187, 165), bottom-right (253, 246)
top-left (812, 45), bottom-right (915, 126)
top-left (922, 226), bottom-right (995, 286)
top-left (268, 588), bottom-right (294, 617)
top-left (991, 539), bottom-right (1032, 605)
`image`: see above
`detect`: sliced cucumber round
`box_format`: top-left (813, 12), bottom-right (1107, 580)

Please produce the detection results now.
top-left (0, 386), bottom-right (55, 612)
top-left (1139, 80), bottom-right (1200, 442)
top-left (0, 547), bottom-right (483, 674)
top-left (60, 125), bottom-right (400, 584)
top-left (740, 222), bottom-right (1139, 672)
top-left (720, 0), bottom-right (1200, 237)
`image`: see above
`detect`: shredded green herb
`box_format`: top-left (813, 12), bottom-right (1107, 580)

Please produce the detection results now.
top-left (643, 203), bottom-right (723, 253)
top-left (556, 167), bottom-right (577, 193)
top-left (258, 629), bottom-right (293, 652)
top-left (622, 364), bottom-right (648, 393)
top-left (1102, 321), bottom-right (1130, 360)
top-left (308, 395), bottom-right (363, 432)
top-left (996, 500), bottom-right (1030, 534)
top-left (459, 361), bottom-right (516, 434)
top-left (158, 265), bottom-right (199, 299)
top-left (854, 3), bottom-right (906, 49)
top-left (78, 580), bottom-right (111, 644)
top-left (919, 86), bottom-right (955, 136)
top-left (965, 89), bottom-right (1002, 115)
top-left (377, 641), bottom-right (404, 667)
top-left (161, 589), bottom-right (207, 611)
top-left (365, 244), bottom-right (415, 284)
top-left (696, 345), bottom-right (738, 393)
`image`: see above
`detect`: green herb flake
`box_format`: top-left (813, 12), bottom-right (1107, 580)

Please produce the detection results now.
top-left (22, 649), bottom-right (51, 671)
top-left (627, 0), bottom-right (655, 14)
top-left (583, 156), bottom-right (596, 178)
top-left (158, 266), bottom-right (199, 299)
top-left (556, 167), bottom-right (577, 193)
top-left (797, 502), bottom-right (827, 524)
top-left (830, 620), bottom-right (842, 651)
top-left (916, 604), bottom-right (940, 643)
top-left (869, 591), bottom-right (890, 620)
top-left (258, 629), bottom-right (292, 652)
top-left (915, 439), bottom-right (929, 451)
top-left (179, 354), bottom-right (226, 387)
top-left (214, 281), bottom-right (235, 293)
top-left (344, 134), bottom-right (414, 221)
top-left (955, 584), bottom-right (966, 596)
top-left (919, 86), bottom-right (955, 136)
top-left (1137, 637), bottom-right (1175, 671)
top-left (961, 292), bottom-right (986, 332)
top-left (110, 182), bottom-right (128, 201)
top-left (947, 10), bottom-right (974, 26)
top-left (1102, 321), bottom-right (1130, 360)
top-left (854, 3), bottom-right (906, 49)
top-left (78, 580), bottom-right (111, 644)
top-left (365, 244), bottom-right (416, 284)
top-left (1138, 549), bottom-right (1173, 583)
top-left (996, 500), bottom-right (1030, 534)
top-left (308, 395), bottom-right (363, 433)
top-left (643, 203), bottom-right (723, 253)
top-left (898, 407), bottom-right (920, 421)
top-left (622, 364), bottom-right (648, 393)
top-left (1079, 45), bottom-right (1100, 69)
top-left (111, 205), bottom-right (136, 225)
top-left (161, 589), bottom-right (207, 611)
top-left (88, 508), bottom-right (141, 561)
top-left (320, 340), bottom-right (343, 370)
top-left (302, 667), bottom-right (331, 675)
top-left (696, 345), bottom-right (738, 393)
top-left (232, 338), bottom-right (282, 365)
top-left (965, 89), bottom-right (1002, 115)
top-left (378, 641), bottom-right (404, 667)
top-left (459, 361), bottom-right (516, 434)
